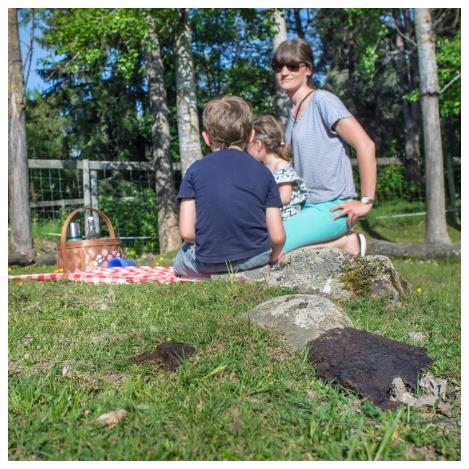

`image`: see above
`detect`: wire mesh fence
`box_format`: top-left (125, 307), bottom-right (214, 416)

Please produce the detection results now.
top-left (26, 157), bottom-right (460, 253)
top-left (351, 157), bottom-right (461, 223)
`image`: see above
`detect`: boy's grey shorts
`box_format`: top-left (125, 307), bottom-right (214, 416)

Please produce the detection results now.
top-left (173, 242), bottom-right (272, 278)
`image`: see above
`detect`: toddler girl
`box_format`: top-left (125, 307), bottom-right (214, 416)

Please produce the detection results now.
top-left (248, 115), bottom-right (306, 220)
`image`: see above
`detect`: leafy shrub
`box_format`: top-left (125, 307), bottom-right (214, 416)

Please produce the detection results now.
top-left (99, 185), bottom-right (158, 254)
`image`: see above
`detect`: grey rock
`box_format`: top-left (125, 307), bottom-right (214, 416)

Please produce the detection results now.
top-left (211, 264), bottom-right (271, 282)
top-left (419, 373), bottom-right (447, 400)
top-left (265, 248), bottom-right (349, 298)
top-left (246, 294), bottom-right (353, 350)
top-left (408, 331), bottom-right (426, 342)
top-left (265, 248), bottom-right (411, 303)
top-left (389, 377), bottom-right (438, 407)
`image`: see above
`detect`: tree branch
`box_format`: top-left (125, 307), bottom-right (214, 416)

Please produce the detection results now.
top-left (440, 73), bottom-right (461, 95)
top-left (393, 19), bottom-right (417, 48)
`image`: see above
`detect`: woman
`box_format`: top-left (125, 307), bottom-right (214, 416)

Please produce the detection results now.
top-left (272, 38), bottom-right (376, 256)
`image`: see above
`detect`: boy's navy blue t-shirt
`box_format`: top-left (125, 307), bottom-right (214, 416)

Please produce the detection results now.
top-left (177, 148), bottom-right (282, 263)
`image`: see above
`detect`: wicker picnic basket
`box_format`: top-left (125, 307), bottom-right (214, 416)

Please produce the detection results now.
top-left (57, 207), bottom-right (124, 273)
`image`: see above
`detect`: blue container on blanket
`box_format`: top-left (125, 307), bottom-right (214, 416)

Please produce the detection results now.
top-left (107, 257), bottom-right (136, 268)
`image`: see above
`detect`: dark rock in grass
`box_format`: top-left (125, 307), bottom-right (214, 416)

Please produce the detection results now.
top-left (131, 341), bottom-right (196, 371)
top-left (247, 294), bottom-right (353, 350)
top-left (35, 252), bottom-right (57, 266)
top-left (308, 327), bottom-right (432, 409)
top-left (265, 248), bottom-right (411, 305)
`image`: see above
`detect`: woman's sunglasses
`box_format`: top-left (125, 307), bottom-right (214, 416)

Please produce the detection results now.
top-left (271, 62), bottom-right (306, 73)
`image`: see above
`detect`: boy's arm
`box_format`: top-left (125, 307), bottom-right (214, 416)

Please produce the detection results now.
top-left (266, 207), bottom-right (286, 263)
top-left (179, 198), bottom-right (196, 244)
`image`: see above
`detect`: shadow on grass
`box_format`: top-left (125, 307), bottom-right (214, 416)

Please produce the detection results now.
top-left (360, 219), bottom-right (392, 242)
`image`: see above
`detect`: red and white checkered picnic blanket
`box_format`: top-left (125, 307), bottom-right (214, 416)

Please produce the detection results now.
top-left (8, 266), bottom-right (200, 285)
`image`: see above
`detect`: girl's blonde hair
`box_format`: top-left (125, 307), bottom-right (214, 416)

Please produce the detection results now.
top-left (252, 115), bottom-right (291, 162)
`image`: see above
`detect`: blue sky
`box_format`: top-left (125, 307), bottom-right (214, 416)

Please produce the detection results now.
top-left (19, 19), bottom-right (50, 92)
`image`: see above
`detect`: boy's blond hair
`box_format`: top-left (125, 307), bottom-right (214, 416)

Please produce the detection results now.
top-left (202, 96), bottom-right (252, 149)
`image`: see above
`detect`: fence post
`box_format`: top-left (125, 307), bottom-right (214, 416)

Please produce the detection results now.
top-left (82, 159), bottom-right (92, 223)
top-left (445, 153), bottom-right (459, 225)
top-left (90, 169), bottom-right (100, 231)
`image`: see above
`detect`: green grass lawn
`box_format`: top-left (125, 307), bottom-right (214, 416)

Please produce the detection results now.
top-left (8, 255), bottom-right (460, 460)
top-left (358, 200), bottom-right (461, 245)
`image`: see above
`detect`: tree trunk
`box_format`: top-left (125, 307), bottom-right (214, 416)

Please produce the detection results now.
top-left (394, 9), bottom-right (423, 189)
top-left (414, 8), bottom-right (452, 244)
top-left (8, 8), bottom-right (35, 264)
top-left (175, 9), bottom-right (203, 176)
top-left (144, 15), bottom-right (181, 253)
top-left (293, 9), bottom-right (305, 39)
top-left (270, 9), bottom-right (290, 126)
top-left (406, 9), bottom-right (425, 190)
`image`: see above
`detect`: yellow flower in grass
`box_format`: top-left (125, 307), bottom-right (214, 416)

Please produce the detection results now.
top-left (416, 287), bottom-right (423, 294)
top-left (16, 280), bottom-right (23, 286)
top-left (159, 256), bottom-right (164, 261)
top-left (8, 267), bottom-right (11, 272)
top-left (54, 268), bottom-right (64, 273)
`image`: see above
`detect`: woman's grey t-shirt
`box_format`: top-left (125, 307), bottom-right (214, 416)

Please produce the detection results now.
top-left (285, 90), bottom-right (357, 204)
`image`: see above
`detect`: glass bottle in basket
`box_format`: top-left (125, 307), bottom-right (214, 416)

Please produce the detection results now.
top-left (86, 216), bottom-right (99, 240)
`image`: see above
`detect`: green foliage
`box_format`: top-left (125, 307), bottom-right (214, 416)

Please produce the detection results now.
top-left (402, 89), bottom-right (420, 103)
top-left (26, 91), bottom-right (69, 159)
top-left (35, 8), bottom-right (156, 162)
top-left (315, 9), bottom-right (403, 156)
top-left (98, 185), bottom-right (158, 253)
top-left (437, 32), bottom-right (460, 117)
top-left (191, 8), bottom-right (275, 106)
top-left (375, 165), bottom-right (406, 199)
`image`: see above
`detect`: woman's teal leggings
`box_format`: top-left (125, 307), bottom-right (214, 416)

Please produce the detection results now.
top-left (283, 199), bottom-right (351, 253)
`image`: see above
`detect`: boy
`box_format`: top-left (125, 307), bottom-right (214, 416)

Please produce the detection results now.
top-left (173, 96), bottom-right (285, 278)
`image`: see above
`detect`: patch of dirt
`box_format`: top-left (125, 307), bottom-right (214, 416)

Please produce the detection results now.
top-left (404, 444), bottom-right (439, 461)
top-left (228, 405), bottom-right (242, 433)
top-left (102, 372), bottom-right (129, 388)
top-left (130, 341), bottom-right (196, 371)
top-left (267, 338), bottom-right (295, 363)
top-left (8, 358), bottom-right (53, 377)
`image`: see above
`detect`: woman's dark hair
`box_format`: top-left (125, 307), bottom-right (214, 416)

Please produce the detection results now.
top-left (272, 38), bottom-right (314, 87)
top-left (253, 115), bottom-right (291, 162)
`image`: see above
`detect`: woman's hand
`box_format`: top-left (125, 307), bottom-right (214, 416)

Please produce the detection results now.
top-left (330, 199), bottom-right (373, 227)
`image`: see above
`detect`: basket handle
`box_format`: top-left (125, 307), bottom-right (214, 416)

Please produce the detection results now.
top-left (60, 207), bottom-right (117, 242)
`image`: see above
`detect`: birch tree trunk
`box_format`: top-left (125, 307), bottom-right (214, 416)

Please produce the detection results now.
top-left (8, 8), bottom-right (35, 264)
top-left (414, 8), bottom-right (452, 244)
top-left (144, 15), bottom-right (181, 253)
top-left (175, 8), bottom-right (203, 176)
top-left (270, 9), bottom-right (290, 126)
